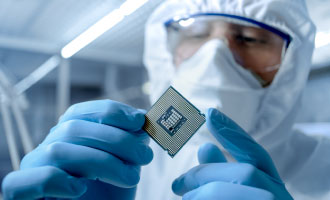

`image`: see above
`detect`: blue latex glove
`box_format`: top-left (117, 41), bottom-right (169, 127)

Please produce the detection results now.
top-left (172, 108), bottom-right (293, 200)
top-left (2, 100), bottom-right (153, 200)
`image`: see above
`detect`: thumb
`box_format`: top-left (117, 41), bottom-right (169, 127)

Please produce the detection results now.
top-left (198, 143), bottom-right (227, 164)
top-left (206, 108), bottom-right (281, 180)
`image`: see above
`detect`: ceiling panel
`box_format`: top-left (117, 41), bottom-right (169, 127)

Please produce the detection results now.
top-left (0, 0), bottom-right (42, 36)
top-left (0, 0), bottom-right (163, 65)
top-left (0, 0), bottom-right (123, 42)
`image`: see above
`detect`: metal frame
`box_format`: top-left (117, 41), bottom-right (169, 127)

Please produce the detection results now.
top-left (0, 56), bottom-right (61, 170)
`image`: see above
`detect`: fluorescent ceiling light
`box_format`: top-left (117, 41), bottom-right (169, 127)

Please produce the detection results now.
top-left (61, 0), bottom-right (148, 59)
top-left (120, 0), bottom-right (148, 15)
top-left (315, 31), bottom-right (330, 48)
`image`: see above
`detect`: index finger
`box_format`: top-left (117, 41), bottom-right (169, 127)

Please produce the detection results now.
top-left (206, 108), bottom-right (281, 180)
top-left (57, 100), bottom-right (145, 131)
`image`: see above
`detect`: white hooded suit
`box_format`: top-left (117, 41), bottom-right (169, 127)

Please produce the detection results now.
top-left (136, 0), bottom-right (330, 199)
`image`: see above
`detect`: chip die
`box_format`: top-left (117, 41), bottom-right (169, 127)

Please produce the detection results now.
top-left (143, 86), bottom-right (206, 157)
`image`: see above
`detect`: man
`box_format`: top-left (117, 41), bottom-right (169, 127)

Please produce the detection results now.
top-left (138, 0), bottom-right (329, 199)
top-left (2, 0), bottom-right (329, 199)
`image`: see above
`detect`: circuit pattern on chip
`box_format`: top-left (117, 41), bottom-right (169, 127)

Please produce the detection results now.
top-left (156, 106), bottom-right (187, 136)
top-left (143, 86), bottom-right (206, 157)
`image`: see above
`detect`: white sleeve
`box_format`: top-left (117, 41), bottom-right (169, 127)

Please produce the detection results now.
top-left (267, 130), bottom-right (330, 199)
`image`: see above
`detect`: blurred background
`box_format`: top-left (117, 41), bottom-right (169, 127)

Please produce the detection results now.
top-left (0, 0), bottom-right (329, 197)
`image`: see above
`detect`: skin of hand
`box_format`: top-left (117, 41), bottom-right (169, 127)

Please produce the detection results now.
top-left (172, 108), bottom-right (293, 200)
top-left (1, 100), bottom-right (153, 200)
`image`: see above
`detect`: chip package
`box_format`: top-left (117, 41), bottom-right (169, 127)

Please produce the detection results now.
top-left (143, 86), bottom-right (206, 157)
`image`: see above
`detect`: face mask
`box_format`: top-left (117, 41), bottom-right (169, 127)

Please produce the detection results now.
top-left (171, 39), bottom-right (266, 133)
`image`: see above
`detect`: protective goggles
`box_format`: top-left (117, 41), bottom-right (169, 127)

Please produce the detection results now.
top-left (165, 14), bottom-right (291, 73)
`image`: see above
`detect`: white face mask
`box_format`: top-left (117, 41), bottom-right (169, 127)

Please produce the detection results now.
top-left (171, 39), bottom-right (266, 133)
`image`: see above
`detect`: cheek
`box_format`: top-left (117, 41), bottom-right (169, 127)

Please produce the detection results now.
top-left (231, 47), bottom-right (282, 73)
top-left (174, 41), bottom-right (205, 67)
top-left (233, 49), bottom-right (281, 83)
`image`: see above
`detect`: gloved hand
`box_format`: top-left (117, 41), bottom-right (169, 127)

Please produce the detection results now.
top-left (172, 108), bottom-right (293, 200)
top-left (2, 100), bottom-right (153, 200)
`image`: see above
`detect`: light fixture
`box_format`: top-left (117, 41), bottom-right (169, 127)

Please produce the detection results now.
top-left (61, 0), bottom-right (148, 59)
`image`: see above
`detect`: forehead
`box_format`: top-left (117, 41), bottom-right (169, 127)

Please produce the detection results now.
top-left (165, 13), bottom-right (291, 45)
top-left (207, 19), bottom-right (281, 37)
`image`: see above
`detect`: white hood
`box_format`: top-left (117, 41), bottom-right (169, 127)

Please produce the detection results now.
top-left (139, 2), bottom-right (330, 199)
top-left (143, 0), bottom-right (316, 148)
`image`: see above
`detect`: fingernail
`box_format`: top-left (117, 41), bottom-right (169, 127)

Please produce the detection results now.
top-left (207, 109), bottom-right (223, 127)
top-left (209, 107), bottom-right (219, 115)
top-left (208, 108), bottom-right (220, 122)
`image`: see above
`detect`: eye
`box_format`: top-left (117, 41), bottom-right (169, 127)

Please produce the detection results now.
top-left (235, 35), bottom-right (266, 45)
top-left (183, 31), bottom-right (210, 40)
top-left (236, 35), bottom-right (259, 43)
top-left (192, 33), bottom-right (210, 39)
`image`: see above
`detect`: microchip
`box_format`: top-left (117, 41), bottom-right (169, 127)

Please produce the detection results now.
top-left (143, 86), bottom-right (206, 157)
